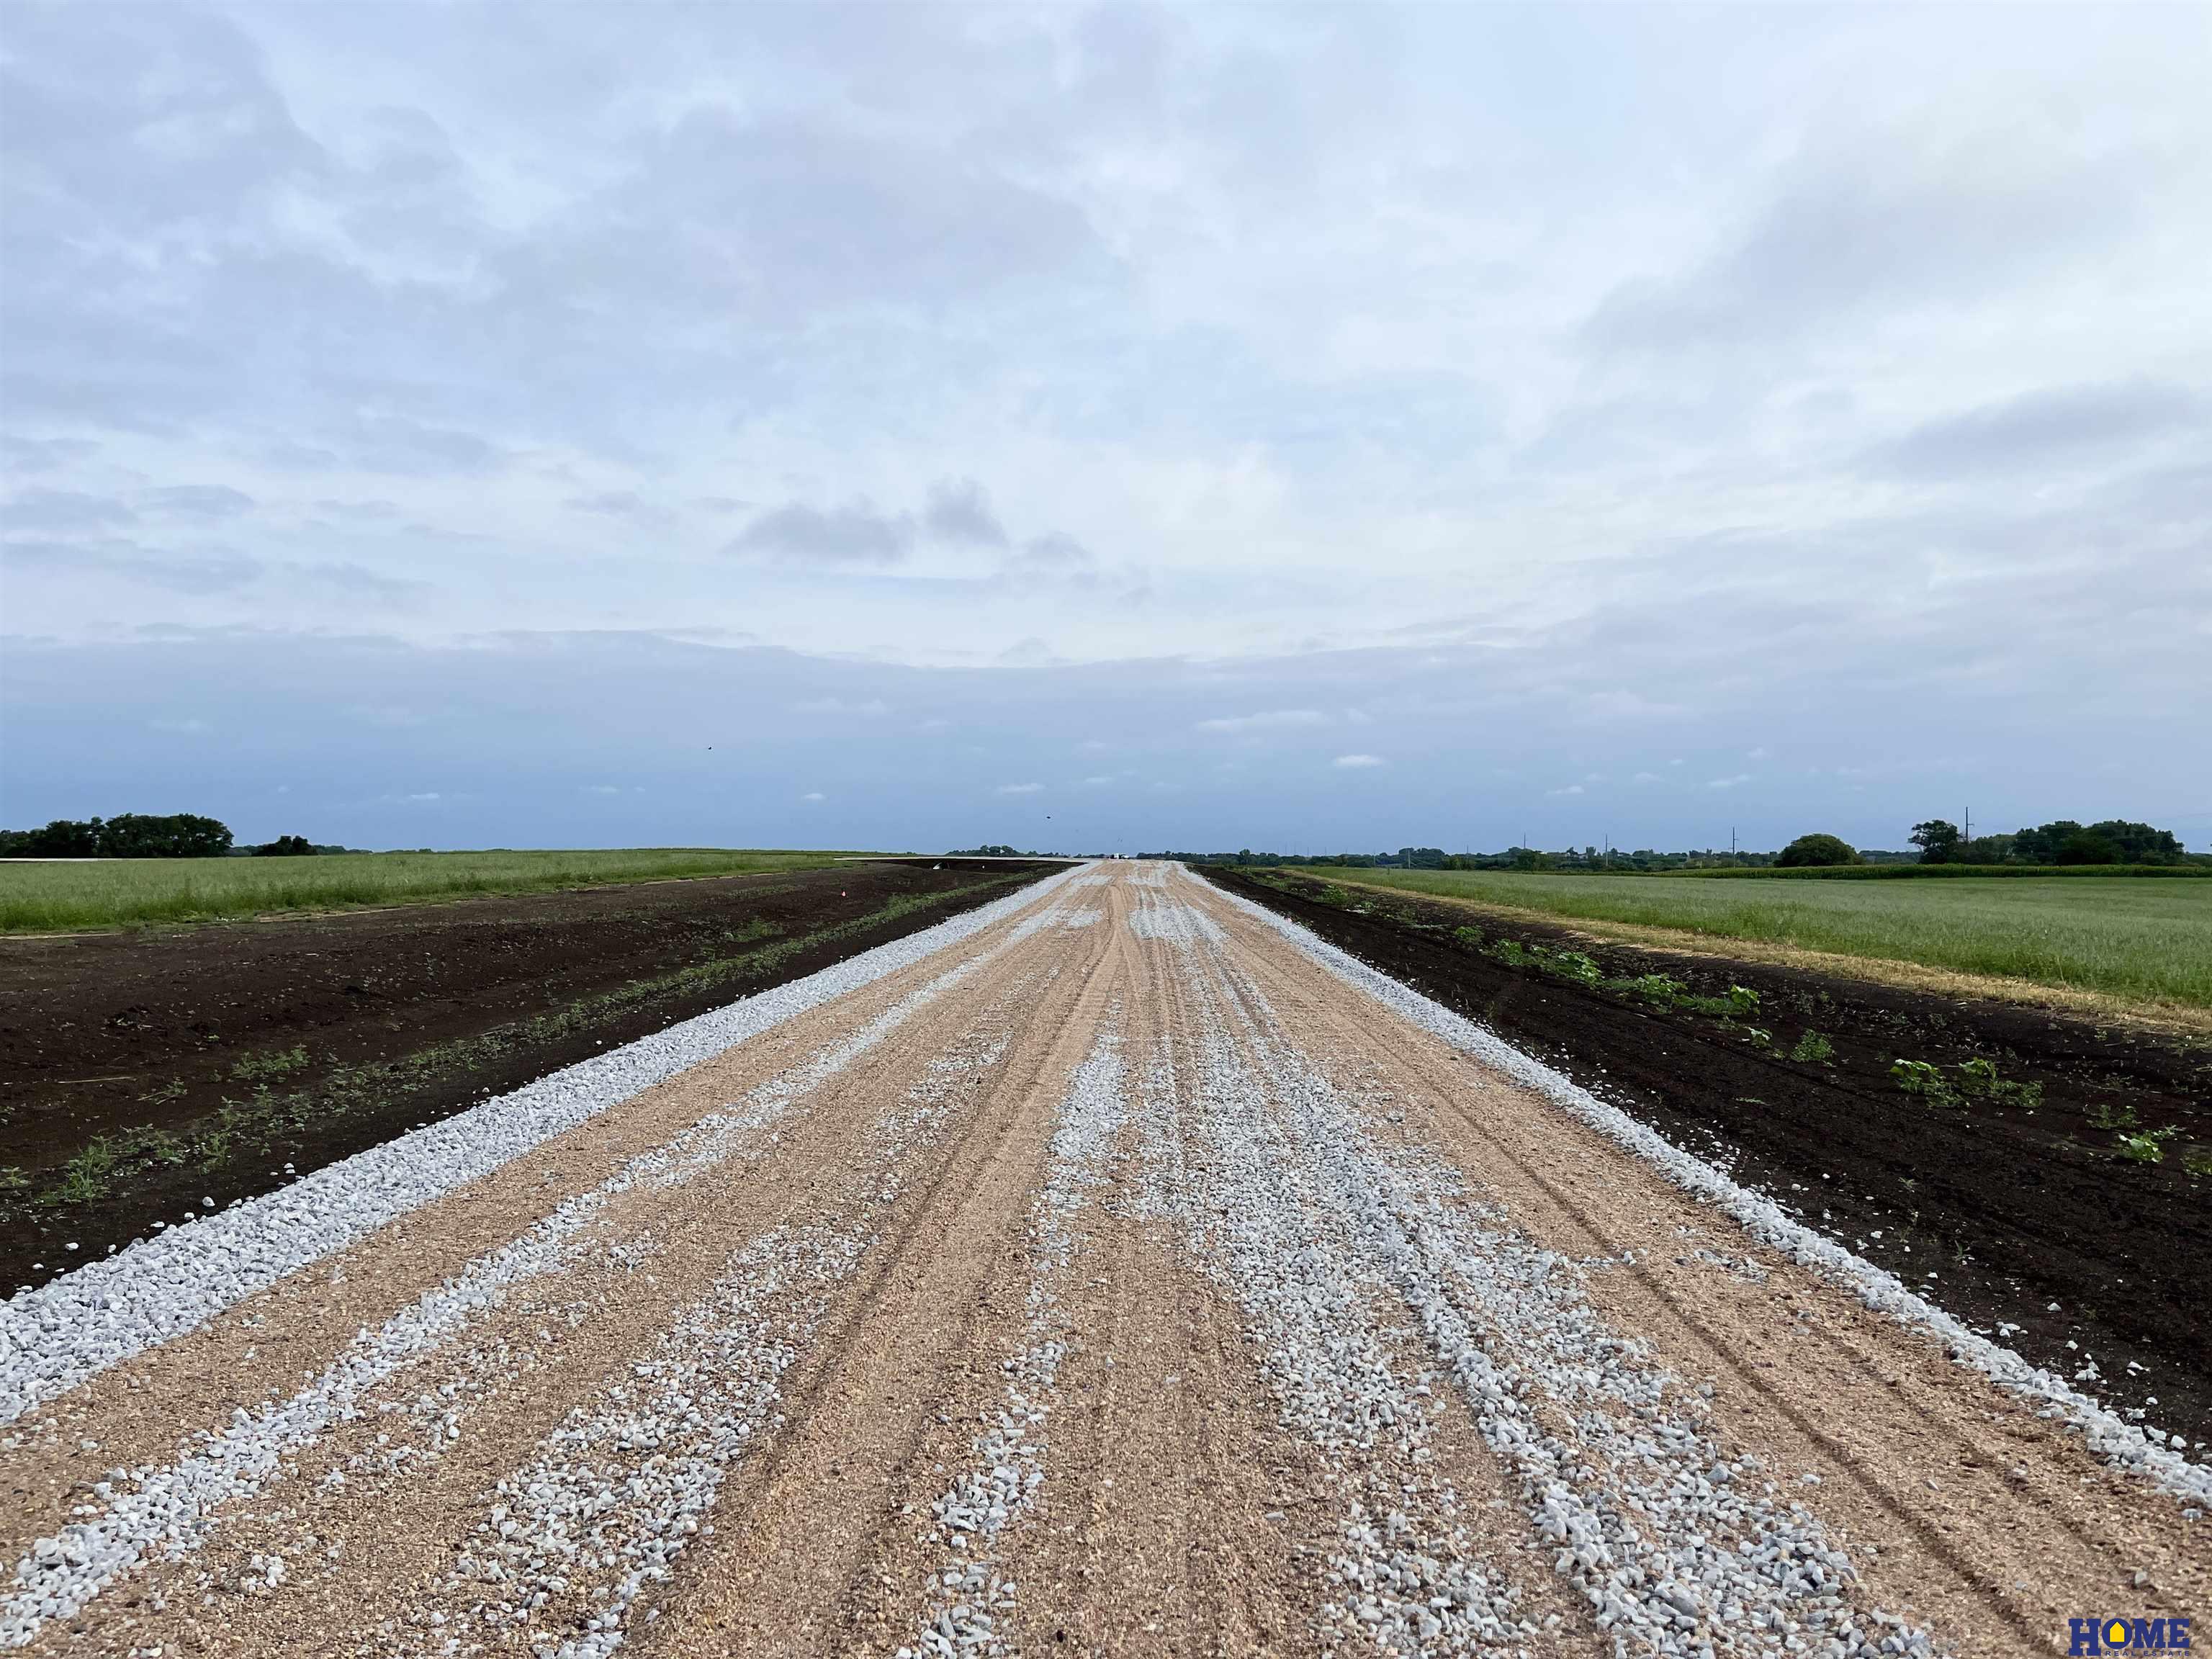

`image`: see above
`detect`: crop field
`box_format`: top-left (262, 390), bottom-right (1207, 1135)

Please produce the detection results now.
top-left (0, 846), bottom-right (871, 932)
top-left (1, 862), bottom-right (2203, 1657)
top-left (1327, 867), bottom-right (2212, 1010)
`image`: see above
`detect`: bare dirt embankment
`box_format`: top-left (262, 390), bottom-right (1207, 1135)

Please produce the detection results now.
top-left (0, 860), bottom-right (1054, 1287)
top-left (1207, 864), bottom-right (2212, 1449)
top-left (1, 863), bottom-right (2203, 1658)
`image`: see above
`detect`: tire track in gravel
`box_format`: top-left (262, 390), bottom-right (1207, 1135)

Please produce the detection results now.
top-left (1173, 868), bottom-right (2211, 1653)
top-left (1139, 876), bottom-right (1914, 1654)
top-left (647, 899), bottom-right (1133, 1658)
top-left (5, 894), bottom-right (1095, 1653)
top-left (1131, 899), bottom-right (1580, 1659)
top-left (967, 940), bottom-right (1318, 1659)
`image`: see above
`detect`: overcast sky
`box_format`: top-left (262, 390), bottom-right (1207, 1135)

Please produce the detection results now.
top-left (4, 2), bottom-right (2208, 853)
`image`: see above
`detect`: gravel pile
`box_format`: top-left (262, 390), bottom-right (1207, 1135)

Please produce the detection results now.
top-left (1, 950), bottom-right (1033, 1648)
top-left (1202, 870), bottom-right (2212, 1509)
top-left (902, 1019), bottom-right (1127, 1658)
top-left (0, 868), bottom-right (1082, 1430)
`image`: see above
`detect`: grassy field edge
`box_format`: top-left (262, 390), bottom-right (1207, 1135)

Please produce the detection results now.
top-left (1316, 866), bottom-right (2212, 1023)
top-left (0, 848), bottom-right (886, 934)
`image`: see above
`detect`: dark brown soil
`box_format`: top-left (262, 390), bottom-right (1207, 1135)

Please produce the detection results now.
top-left (0, 859), bottom-right (1057, 1290)
top-left (1204, 866), bottom-right (2212, 1452)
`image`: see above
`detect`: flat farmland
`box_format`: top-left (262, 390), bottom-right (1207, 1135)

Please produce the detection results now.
top-left (1330, 867), bottom-right (2212, 1011)
top-left (1, 863), bottom-right (2203, 1658)
top-left (0, 847), bottom-right (873, 933)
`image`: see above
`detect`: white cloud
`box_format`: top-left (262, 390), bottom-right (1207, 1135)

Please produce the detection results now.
top-left (1, 4), bottom-right (2203, 848)
top-left (1547, 783), bottom-right (1586, 796)
top-left (800, 790), bottom-right (824, 802)
top-left (995, 781), bottom-right (1043, 794)
top-left (1332, 753), bottom-right (1386, 769)
top-left (1707, 774), bottom-right (1753, 790)
top-left (1198, 709), bottom-right (1328, 734)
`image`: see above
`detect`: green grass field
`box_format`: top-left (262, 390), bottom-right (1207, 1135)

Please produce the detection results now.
top-left (0, 848), bottom-right (869, 933)
top-left (1325, 868), bottom-right (2212, 1010)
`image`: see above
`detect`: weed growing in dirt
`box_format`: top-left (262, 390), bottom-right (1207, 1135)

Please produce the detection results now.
top-left (1889, 1055), bottom-right (2044, 1110)
top-left (1890, 1059), bottom-right (1956, 1104)
top-left (2183, 1146), bottom-right (2212, 1178)
top-left (1790, 1030), bottom-right (1836, 1065)
top-left (35, 1125), bottom-right (189, 1209)
top-left (228, 1045), bottom-right (309, 1083)
top-left (2087, 1100), bottom-right (2139, 1132)
top-left (1953, 1056), bottom-right (2044, 1110)
top-left (2116, 1127), bottom-right (2182, 1164)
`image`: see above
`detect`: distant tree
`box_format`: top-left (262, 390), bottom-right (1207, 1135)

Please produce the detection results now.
top-left (1398, 847), bottom-right (1448, 869)
top-left (2085, 820), bottom-right (2184, 863)
top-left (1776, 833), bottom-right (1861, 868)
top-left (254, 835), bottom-right (318, 857)
top-left (96, 813), bottom-right (233, 858)
top-left (1909, 820), bottom-right (1961, 863)
top-left (2054, 830), bottom-right (2121, 866)
top-left (1956, 833), bottom-right (2015, 866)
top-left (22, 818), bottom-right (104, 856)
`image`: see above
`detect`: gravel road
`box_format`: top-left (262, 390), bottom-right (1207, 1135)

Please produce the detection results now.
top-left (4, 863), bottom-right (2202, 1657)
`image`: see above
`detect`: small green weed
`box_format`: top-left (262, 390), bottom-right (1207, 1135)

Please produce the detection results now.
top-left (1453, 925), bottom-right (1484, 948)
top-left (1890, 1059), bottom-right (1957, 1104)
top-left (2182, 1146), bottom-right (2212, 1178)
top-left (229, 1045), bottom-right (309, 1083)
top-left (1952, 1056), bottom-right (2044, 1110)
top-left (1789, 1030), bottom-right (1835, 1065)
top-left (2115, 1126), bottom-right (2181, 1164)
top-left (1725, 984), bottom-right (1761, 1017)
top-left (2087, 1100), bottom-right (2139, 1132)
top-left (1624, 973), bottom-right (1689, 1009)
top-left (1741, 1026), bottom-right (1772, 1047)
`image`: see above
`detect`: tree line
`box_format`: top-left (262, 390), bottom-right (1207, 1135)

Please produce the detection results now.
top-left (0, 816), bottom-right (328, 858)
top-left (1908, 818), bottom-right (2187, 866)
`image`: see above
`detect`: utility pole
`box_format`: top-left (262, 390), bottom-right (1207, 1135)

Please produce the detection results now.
top-left (1730, 825), bottom-right (1736, 860)
top-left (1965, 805), bottom-right (1972, 846)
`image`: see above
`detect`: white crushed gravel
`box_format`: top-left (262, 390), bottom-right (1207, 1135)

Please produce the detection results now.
top-left (901, 1017), bottom-right (1127, 1659)
top-left (1199, 867), bottom-right (2212, 1509)
top-left (1211, 946), bottom-right (1934, 1657)
top-left (1125, 883), bottom-right (1223, 946)
top-left (0, 867), bottom-right (1082, 1431)
top-left (0, 944), bottom-right (1038, 1648)
top-left (1134, 956), bottom-right (1535, 1655)
top-left (420, 1019), bottom-right (1020, 1657)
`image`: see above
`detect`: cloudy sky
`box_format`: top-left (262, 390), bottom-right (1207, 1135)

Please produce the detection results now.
top-left (4, 2), bottom-right (2208, 854)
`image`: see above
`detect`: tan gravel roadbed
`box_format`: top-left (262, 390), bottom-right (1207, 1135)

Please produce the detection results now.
top-left (4, 863), bottom-right (2202, 1658)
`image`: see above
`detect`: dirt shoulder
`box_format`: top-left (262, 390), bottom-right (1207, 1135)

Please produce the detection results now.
top-left (1203, 864), bottom-right (2212, 1451)
top-left (0, 858), bottom-right (1056, 1288)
